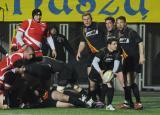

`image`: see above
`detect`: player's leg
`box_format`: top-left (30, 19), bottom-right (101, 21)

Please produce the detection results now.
top-left (56, 101), bottom-right (74, 107)
top-left (130, 72), bottom-right (143, 110)
top-left (0, 81), bottom-right (8, 109)
top-left (105, 82), bottom-right (115, 111)
top-left (87, 68), bottom-right (98, 101)
top-left (51, 90), bottom-right (87, 107)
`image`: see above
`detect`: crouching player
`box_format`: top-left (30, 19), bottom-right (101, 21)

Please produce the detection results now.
top-left (0, 46), bottom-right (35, 109)
top-left (90, 38), bottom-right (122, 110)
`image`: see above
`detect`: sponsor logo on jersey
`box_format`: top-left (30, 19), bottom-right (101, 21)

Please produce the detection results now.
top-left (86, 29), bottom-right (98, 37)
top-left (119, 38), bottom-right (130, 43)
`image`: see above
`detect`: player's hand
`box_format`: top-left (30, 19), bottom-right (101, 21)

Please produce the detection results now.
top-left (76, 52), bottom-right (81, 61)
top-left (139, 54), bottom-right (145, 64)
top-left (99, 70), bottom-right (104, 79)
top-left (15, 66), bottom-right (26, 74)
top-left (52, 49), bottom-right (57, 59)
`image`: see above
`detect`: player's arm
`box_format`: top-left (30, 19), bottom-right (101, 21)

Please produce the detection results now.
top-left (112, 60), bottom-right (120, 74)
top-left (46, 35), bottom-right (57, 58)
top-left (16, 20), bottom-right (28, 47)
top-left (76, 27), bottom-right (86, 61)
top-left (132, 30), bottom-right (145, 64)
top-left (76, 41), bottom-right (85, 61)
top-left (92, 56), bottom-right (103, 78)
top-left (44, 25), bottom-right (57, 58)
top-left (113, 51), bottom-right (121, 74)
top-left (138, 42), bottom-right (145, 64)
top-left (63, 36), bottom-right (75, 57)
top-left (16, 31), bottom-right (25, 46)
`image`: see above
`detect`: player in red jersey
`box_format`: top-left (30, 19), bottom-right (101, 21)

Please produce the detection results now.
top-left (0, 46), bottom-right (34, 109)
top-left (16, 8), bottom-right (56, 57)
top-left (11, 23), bottom-right (21, 52)
top-left (0, 46), bottom-right (34, 93)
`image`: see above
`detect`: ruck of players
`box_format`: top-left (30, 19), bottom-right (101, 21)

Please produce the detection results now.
top-left (0, 9), bottom-right (145, 111)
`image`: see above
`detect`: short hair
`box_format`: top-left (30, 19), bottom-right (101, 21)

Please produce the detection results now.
top-left (82, 12), bottom-right (92, 20)
top-left (32, 8), bottom-right (42, 18)
top-left (105, 17), bottom-right (115, 24)
top-left (116, 16), bottom-right (126, 22)
top-left (49, 26), bottom-right (59, 34)
top-left (107, 38), bottom-right (118, 45)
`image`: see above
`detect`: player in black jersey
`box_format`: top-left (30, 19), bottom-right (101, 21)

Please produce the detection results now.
top-left (49, 26), bottom-right (75, 62)
top-left (6, 60), bottom-right (89, 108)
top-left (105, 17), bottom-right (125, 86)
top-left (90, 38), bottom-right (121, 110)
top-left (105, 17), bottom-right (134, 109)
top-left (76, 12), bottom-right (106, 102)
top-left (76, 12), bottom-right (106, 70)
top-left (105, 17), bottom-right (117, 41)
top-left (116, 16), bottom-right (145, 110)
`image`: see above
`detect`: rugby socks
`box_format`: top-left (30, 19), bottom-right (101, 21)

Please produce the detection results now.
top-left (68, 96), bottom-right (86, 107)
top-left (95, 85), bottom-right (101, 100)
top-left (106, 87), bottom-right (114, 105)
top-left (87, 90), bottom-right (97, 101)
top-left (123, 86), bottom-right (134, 107)
top-left (100, 84), bottom-right (108, 103)
top-left (131, 83), bottom-right (141, 103)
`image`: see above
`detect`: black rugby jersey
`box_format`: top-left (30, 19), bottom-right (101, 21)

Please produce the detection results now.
top-left (52, 34), bottom-right (75, 62)
top-left (105, 29), bottom-right (118, 41)
top-left (117, 27), bottom-right (142, 57)
top-left (80, 22), bottom-right (106, 53)
top-left (95, 47), bottom-right (121, 70)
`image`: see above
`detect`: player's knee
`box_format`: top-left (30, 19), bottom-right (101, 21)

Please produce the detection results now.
top-left (90, 85), bottom-right (95, 91)
top-left (57, 80), bottom-right (68, 86)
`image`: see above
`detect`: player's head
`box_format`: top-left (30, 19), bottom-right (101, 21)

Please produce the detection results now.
top-left (107, 38), bottom-right (118, 51)
top-left (82, 12), bottom-right (92, 27)
top-left (105, 16), bottom-right (115, 31)
top-left (32, 8), bottom-right (42, 22)
top-left (116, 16), bottom-right (127, 31)
top-left (50, 26), bottom-right (58, 35)
top-left (23, 46), bottom-right (35, 60)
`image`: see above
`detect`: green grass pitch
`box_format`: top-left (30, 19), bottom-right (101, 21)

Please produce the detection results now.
top-left (0, 92), bottom-right (160, 115)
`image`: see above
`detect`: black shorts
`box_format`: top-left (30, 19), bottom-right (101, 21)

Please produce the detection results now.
top-left (123, 56), bottom-right (141, 73)
top-left (88, 67), bottom-right (102, 83)
top-left (86, 53), bottom-right (96, 67)
top-left (4, 71), bottom-right (17, 86)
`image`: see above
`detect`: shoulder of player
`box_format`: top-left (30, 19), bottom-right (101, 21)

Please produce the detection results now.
top-left (113, 50), bottom-right (121, 55)
top-left (9, 53), bottom-right (24, 61)
top-left (22, 19), bottom-right (29, 23)
top-left (41, 22), bottom-right (47, 25)
top-left (99, 47), bottom-right (107, 53)
top-left (10, 52), bottom-right (23, 57)
top-left (58, 34), bottom-right (65, 38)
top-left (126, 27), bottom-right (137, 34)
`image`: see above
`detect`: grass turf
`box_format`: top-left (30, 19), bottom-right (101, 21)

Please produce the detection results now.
top-left (0, 92), bottom-right (160, 115)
